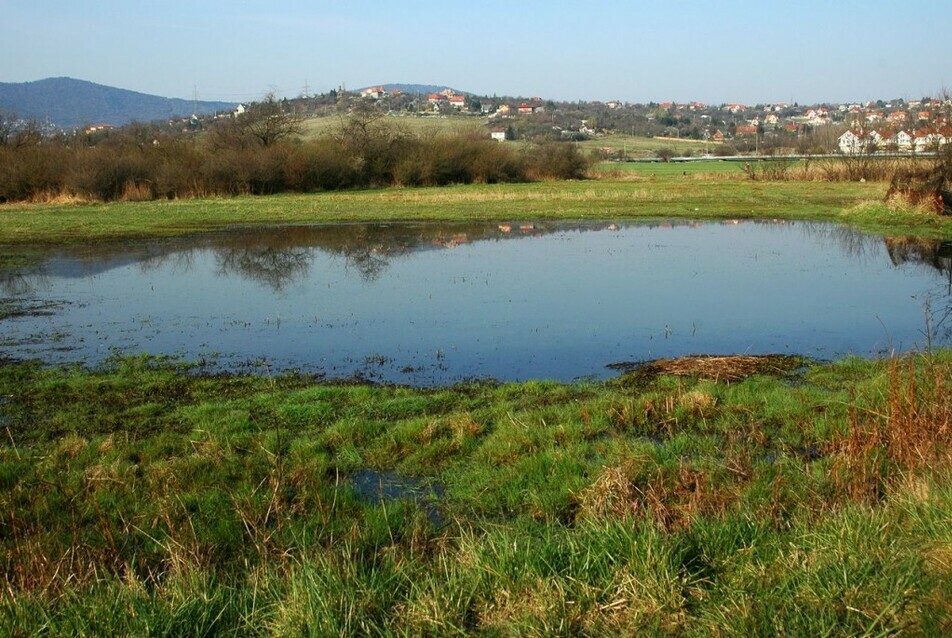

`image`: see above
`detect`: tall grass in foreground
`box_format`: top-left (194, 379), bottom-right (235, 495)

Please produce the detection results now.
top-left (1, 352), bottom-right (951, 635)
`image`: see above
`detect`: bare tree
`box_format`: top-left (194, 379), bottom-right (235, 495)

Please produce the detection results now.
top-left (210, 93), bottom-right (304, 149)
top-left (240, 93), bottom-right (304, 146)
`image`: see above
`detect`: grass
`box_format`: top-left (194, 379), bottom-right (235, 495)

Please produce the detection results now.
top-left (1, 352), bottom-right (950, 634)
top-left (4, 177), bottom-right (951, 250)
top-left (577, 133), bottom-right (724, 158)
top-left (592, 159), bottom-right (752, 179)
top-left (301, 112), bottom-right (487, 140)
top-left (2, 162), bottom-right (952, 632)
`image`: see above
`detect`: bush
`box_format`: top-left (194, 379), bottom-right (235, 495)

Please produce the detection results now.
top-left (0, 145), bottom-right (71, 201)
top-left (526, 142), bottom-right (591, 179)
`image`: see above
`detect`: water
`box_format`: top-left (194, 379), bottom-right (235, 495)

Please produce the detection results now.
top-left (2, 220), bottom-right (950, 384)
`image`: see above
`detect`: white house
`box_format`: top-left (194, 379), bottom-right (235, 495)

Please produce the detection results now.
top-left (894, 130), bottom-right (913, 151)
top-left (490, 131), bottom-right (506, 142)
top-left (361, 86), bottom-right (386, 99)
top-left (838, 130), bottom-right (873, 154)
top-left (914, 132), bottom-right (947, 152)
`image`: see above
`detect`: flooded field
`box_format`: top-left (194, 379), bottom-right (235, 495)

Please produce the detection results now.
top-left (1, 220), bottom-right (950, 384)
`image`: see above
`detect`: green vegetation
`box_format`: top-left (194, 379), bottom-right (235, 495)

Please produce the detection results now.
top-left (577, 133), bottom-right (721, 159)
top-left (1, 352), bottom-right (950, 634)
top-left (300, 113), bottom-right (485, 140)
top-left (5, 177), bottom-right (952, 250)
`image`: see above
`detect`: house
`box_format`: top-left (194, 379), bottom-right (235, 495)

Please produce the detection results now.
top-left (517, 103), bottom-right (535, 115)
top-left (894, 130), bottom-right (913, 150)
top-left (888, 110), bottom-right (907, 121)
top-left (496, 104), bottom-right (511, 116)
top-left (838, 130), bottom-right (864, 153)
top-left (427, 93), bottom-right (444, 104)
top-left (361, 86), bottom-right (387, 99)
top-left (764, 114), bottom-right (780, 125)
top-left (448, 95), bottom-right (466, 109)
top-left (838, 129), bottom-right (894, 153)
top-left (735, 125), bottom-right (758, 136)
top-left (606, 100), bottom-right (622, 109)
top-left (913, 128), bottom-right (947, 152)
top-left (490, 130), bottom-right (506, 142)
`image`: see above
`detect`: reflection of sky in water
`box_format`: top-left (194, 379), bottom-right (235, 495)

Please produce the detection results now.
top-left (3, 221), bottom-right (950, 384)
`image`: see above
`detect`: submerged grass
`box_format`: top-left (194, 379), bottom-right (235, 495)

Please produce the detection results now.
top-left (2, 352), bottom-right (951, 634)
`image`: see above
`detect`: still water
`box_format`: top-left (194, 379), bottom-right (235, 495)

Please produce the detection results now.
top-left (2, 220), bottom-right (950, 384)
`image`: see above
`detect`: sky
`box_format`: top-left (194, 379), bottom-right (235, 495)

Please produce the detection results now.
top-left (3, 1), bottom-right (951, 105)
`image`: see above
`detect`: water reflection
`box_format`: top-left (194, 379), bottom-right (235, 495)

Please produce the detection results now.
top-left (884, 237), bottom-right (952, 279)
top-left (2, 220), bottom-right (950, 384)
top-left (9, 223), bottom-right (952, 297)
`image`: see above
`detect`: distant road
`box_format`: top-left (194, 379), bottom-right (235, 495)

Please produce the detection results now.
top-left (622, 152), bottom-right (940, 163)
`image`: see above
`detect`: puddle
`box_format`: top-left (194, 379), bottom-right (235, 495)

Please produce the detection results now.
top-left (351, 469), bottom-right (445, 526)
top-left (1, 221), bottom-right (950, 384)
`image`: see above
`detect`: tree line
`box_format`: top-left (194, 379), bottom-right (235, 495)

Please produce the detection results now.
top-left (0, 99), bottom-right (590, 203)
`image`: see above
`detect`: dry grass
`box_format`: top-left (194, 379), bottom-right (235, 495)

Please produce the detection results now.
top-left (575, 463), bottom-right (734, 531)
top-left (834, 356), bottom-right (952, 502)
top-left (634, 355), bottom-right (805, 382)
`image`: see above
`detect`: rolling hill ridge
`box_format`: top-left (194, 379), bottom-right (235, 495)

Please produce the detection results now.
top-left (0, 77), bottom-right (237, 129)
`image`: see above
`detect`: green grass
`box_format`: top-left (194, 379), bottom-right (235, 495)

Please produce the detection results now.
top-left (1, 353), bottom-right (950, 634)
top-left (4, 178), bottom-right (949, 250)
top-left (577, 133), bottom-right (723, 158)
top-left (592, 159), bottom-right (750, 177)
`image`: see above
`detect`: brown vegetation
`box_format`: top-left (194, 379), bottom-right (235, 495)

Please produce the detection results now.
top-left (0, 111), bottom-right (590, 203)
top-left (623, 354), bottom-right (805, 382)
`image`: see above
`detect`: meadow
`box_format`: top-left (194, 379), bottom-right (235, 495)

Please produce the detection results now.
top-left (3, 173), bottom-right (950, 248)
top-left (1, 352), bottom-right (950, 635)
top-left (2, 168), bottom-right (952, 634)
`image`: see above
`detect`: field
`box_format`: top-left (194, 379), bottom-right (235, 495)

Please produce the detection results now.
top-left (577, 133), bottom-right (723, 158)
top-left (2, 352), bottom-right (951, 634)
top-left (3, 175), bottom-right (950, 249)
top-left (300, 113), bottom-right (488, 140)
top-left (2, 176), bottom-right (952, 634)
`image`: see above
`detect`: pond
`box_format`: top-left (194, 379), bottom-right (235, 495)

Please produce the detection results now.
top-left (2, 220), bottom-right (950, 384)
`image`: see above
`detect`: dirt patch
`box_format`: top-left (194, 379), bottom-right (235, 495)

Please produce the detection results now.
top-left (610, 354), bottom-right (807, 382)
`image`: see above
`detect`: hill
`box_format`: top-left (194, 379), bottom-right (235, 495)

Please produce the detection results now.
top-left (0, 77), bottom-right (237, 129)
top-left (363, 83), bottom-right (468, 96)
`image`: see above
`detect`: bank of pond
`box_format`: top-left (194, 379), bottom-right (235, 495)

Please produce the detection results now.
top-left (0, 349), bottom-right (950, 634)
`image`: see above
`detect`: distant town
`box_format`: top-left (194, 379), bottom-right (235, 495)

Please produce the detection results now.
top-left (2, 78), bottom-right (950, 158)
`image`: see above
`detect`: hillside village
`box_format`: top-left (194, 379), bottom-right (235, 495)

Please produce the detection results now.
top-left (347, 86), bottom-right (952, 155)
top-left (3, 78), bottom-right (950, 157)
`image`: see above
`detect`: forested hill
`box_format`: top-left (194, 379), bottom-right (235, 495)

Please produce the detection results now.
top-left (0, 77), bottom-right (236, 128)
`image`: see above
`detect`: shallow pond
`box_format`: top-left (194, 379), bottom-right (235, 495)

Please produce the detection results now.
top-left (2, 220), bottom-right (950, 383)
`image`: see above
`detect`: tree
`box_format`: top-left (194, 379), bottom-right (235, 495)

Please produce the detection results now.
top-left (238, 93), bottom-right (304, 147)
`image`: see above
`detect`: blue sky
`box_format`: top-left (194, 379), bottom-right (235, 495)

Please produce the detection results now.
top-left (3, 1), bottom-right (951, 104)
